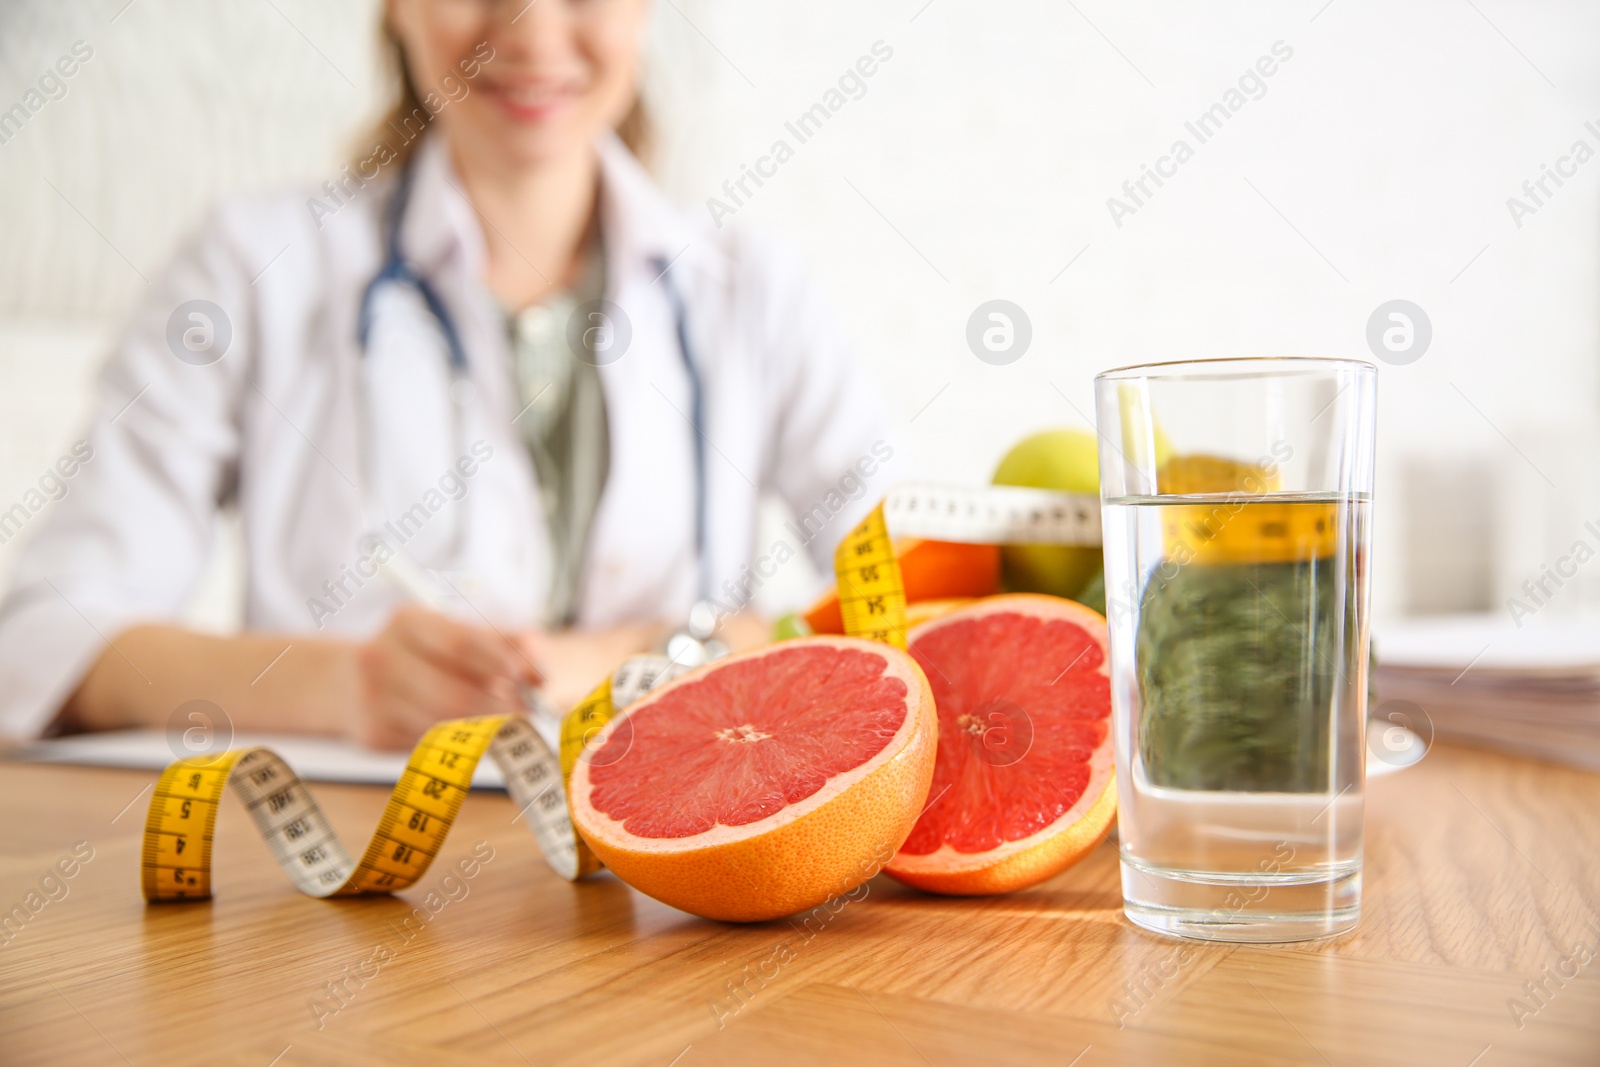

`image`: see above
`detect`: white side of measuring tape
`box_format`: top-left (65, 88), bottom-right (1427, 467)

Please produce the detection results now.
top-left (202, 715), bottom-right (582, 889)
top-left (883, 483), bottom-right (1101, 546)
top-left (477, 653), bottom-right (692, 881)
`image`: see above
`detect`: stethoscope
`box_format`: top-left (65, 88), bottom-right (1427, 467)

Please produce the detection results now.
top-left (354, 157), bottom-right (726, 666)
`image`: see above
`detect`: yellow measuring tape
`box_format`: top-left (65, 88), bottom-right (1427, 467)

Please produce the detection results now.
top-left (833, 502), bottom-right (908, 649)
top-left (140, 656), bottom-right (686, 901)
top-left (144, 716), bottom-right (550, 900)
top-left (1157, 454), bottom-right (1338, 564)
top-left (138, 484), bottom-right (1104, 903)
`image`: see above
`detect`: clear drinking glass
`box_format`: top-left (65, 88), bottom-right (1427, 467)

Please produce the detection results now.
top-left (1094, 358), bottom-right (1376, 942)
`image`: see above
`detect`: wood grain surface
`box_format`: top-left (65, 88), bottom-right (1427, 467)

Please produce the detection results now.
top-left (1, 740), bottom-right (1596, 1066)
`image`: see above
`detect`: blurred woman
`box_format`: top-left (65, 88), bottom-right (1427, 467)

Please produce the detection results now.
top-left (0, 0), bottom-right (895, 747)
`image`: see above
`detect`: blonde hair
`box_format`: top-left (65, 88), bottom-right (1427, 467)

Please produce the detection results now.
top-left (359, 19), bottom-right (651, 170)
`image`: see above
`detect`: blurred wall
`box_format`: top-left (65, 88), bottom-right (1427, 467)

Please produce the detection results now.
top-left (1, 0), bottom-right (1598, 625)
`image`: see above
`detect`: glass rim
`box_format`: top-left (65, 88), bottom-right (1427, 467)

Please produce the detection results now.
top-left (1094, 356), bottom-right (1378, 382)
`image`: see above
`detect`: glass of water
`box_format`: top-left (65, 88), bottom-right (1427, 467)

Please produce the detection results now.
top-left (1094, 358), bottom-right (1376, 942)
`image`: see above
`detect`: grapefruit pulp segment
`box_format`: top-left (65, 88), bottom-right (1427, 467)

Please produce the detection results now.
top-left (886, 594), bottom-right (1116, 895)
top-left (568, 637), bottom-right (938, 922)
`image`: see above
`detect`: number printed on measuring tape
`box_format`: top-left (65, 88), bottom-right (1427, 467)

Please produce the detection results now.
top-left (140, 655), bottom-right (683, 902)
top-left (883, 483), bottom-right (1100, 546)
top-left (834, 503), bottom-right (908, 649)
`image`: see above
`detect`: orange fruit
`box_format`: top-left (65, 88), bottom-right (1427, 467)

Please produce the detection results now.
top-left (568, 637), bottom-right (937, 922)
top-left (803, 538), bottom-right (1000, 634)
top-left (885, 594), bottom-right (1116, 895)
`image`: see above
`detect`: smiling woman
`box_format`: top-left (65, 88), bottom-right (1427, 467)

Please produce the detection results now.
top-left (382, 0), bottom-right (653, 167)
top-left (361, 3), bottom-right (651, 174)
top-left (0, 0), bottom-right (898, 752)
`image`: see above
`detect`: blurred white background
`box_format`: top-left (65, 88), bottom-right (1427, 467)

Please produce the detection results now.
top-left (1, 0), bottom-right (1597, 626)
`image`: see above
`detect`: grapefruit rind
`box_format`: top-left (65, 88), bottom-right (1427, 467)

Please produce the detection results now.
top-left (884, 767), bottom-right (1115, 895)
top-left (884, 593), bottom-right (1116, 896)
top-left (568, 636), bottom-right (938, 923)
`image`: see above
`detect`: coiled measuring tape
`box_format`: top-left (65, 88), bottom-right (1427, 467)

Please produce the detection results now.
top-left (141, 655), bottom-right (686, 901)
top-left (140, 483), bottom-right (1102, 902)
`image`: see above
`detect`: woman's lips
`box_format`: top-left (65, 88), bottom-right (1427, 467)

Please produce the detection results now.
top-left (485, 79), bottom-right (580, 123)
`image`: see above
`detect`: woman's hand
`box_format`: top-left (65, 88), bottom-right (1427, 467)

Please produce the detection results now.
top-left (513, 622), bottom-right (665, 713)
top-left (57, 611), bottom-right (767, 753)
top-left (350, 606), bottom-right (540, 750)
top-left (512, 612), bottom-right (770, 713)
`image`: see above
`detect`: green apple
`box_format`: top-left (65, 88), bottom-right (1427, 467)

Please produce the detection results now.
top-left (771, 613), bottom-right (813, 641)
top-left (992, 429), bottom-right (1104, 600)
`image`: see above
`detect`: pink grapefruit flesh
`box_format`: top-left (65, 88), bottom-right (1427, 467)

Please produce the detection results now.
top-left (568, 637), bottom-right (937, 922)
top-left (886, 594), bottom-right (1116, 895)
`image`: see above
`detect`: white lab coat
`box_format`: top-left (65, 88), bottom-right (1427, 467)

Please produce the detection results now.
top-left (0, 132), bottom-right (902, 739)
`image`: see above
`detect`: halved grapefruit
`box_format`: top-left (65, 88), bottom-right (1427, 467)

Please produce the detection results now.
top-left (804, 538), bottom-right (1000, 634)
top-left (886, 594), bottom-right (1116, 895)
top-left (568, 637), bottom-right (937, 922)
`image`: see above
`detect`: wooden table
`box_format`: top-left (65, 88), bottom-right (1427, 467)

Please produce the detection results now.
top-left (2, 741), bottom-right (1596, 1066)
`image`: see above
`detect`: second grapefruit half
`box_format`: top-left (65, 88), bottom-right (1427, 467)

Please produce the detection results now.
top-left (569, 637), bottom-right (937, 922)
top-left (886, 594), bottom-right (1116, 895)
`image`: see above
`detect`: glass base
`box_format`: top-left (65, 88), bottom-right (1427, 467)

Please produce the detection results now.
top-left (1120, 856), bottom-right (1361, 943)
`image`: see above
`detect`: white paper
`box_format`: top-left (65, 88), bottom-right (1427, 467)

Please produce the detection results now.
top-left (11, 729), bottom-right (508, 789)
